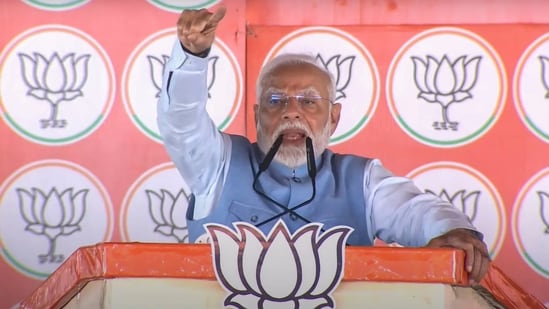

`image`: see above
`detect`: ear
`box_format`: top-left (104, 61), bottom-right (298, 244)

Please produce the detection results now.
top-left (253, 104), bottom-right (259, 128)
top-left (329, 102), bottom-right (342, 135)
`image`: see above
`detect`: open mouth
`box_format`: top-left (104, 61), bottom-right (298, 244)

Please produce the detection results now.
top-left (279, 129), bottom-right (307, 142)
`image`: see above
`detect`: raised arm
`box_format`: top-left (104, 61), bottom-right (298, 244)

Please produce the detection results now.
top-left (157, 7), bottom-right (229, 219)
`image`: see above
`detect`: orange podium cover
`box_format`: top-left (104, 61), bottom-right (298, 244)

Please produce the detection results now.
top-left (20, 242), bottom-right (544, 309)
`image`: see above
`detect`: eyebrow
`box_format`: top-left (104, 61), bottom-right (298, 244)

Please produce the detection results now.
top-left (297, 87), bottom-right (321, 96)
top-left (264, 86), bottom-right (321, 96)
top-left (264, 87), bottom-right (283, 96)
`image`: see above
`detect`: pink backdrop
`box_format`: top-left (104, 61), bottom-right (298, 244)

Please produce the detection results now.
top-left (1, 0), bottom-right (548, 307)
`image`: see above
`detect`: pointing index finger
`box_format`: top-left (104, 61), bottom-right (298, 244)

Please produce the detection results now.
top-left (208, 6), bottom-right (226, 26)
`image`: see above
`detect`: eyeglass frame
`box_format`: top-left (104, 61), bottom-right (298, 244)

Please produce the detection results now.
top-left (259, 92), bottom-right (334, 114)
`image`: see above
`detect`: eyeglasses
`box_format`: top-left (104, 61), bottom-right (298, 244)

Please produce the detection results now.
top-left (262, 93), bottom-right (332, 113)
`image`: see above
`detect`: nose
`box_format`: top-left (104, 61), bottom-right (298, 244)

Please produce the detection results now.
top-left (281, 97), bottom-right (302, 120)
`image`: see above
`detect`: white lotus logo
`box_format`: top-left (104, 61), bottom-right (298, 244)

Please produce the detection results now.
top-left (146, 188), bottom-right (189, 242)
top-left (412, 54), bottom-right (481, 131)
top-left (19, 52), bottom-right (90, 128)
top-left (17, 187), bottom-right (88, 263)
top-left (206, 221), bottom-right (352, 309)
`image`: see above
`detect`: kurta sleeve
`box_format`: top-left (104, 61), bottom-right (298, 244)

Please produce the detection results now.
top-left (363, 159), bottom-right (480, 247)
top-left (157, 39), bottom-right (231, 219)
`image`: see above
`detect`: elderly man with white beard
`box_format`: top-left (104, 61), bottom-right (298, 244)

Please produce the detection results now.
top-left (156, 6), bottom-right (491, 284)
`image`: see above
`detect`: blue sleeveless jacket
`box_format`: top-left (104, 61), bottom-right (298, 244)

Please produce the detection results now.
top-left (186, 135), bottom-right (373, 245)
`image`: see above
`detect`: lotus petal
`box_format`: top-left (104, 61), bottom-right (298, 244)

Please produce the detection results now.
top-left (207, 224), bottom-right (247, 292)
top-left (425, 56), bottom-right (439, 92)
top-left (418, 92), bottom-right (437, 103)
top-left (259, 225), bottom-right (299, 298)
top-left (69, 189), bottom-right (88, 225)
top-left (434, 56), bottom-right (456, 95)
top-left (224, 293), bottom-right (258, 309)
top-left (17, 188), bottom-right (37, 224)
top-left (297, 296), bottom-right (332, 309)
top-left (146, 190), bottom-right (165, 225)
top-left (453, 91), bottom-right (472, 102)
top-left (147, 55), bottom-right (165, 92)
top-left (25, 223), bottom-right (44, 235)
top-left (61, 225), bottom-right (81, 236)
top-left (44, 54), bottom-right (67, 92)
top-left (42, 188), bottom-right (64, 226)
top-left (170, 190), bottom-right (188, 228)
top-left (311, 227), bottom-right (351, 295)
top-left (64, 90), bottom-right (82, 101)
top-left (462, 191), bottom-right (480, 221)
top-left (62, 54), bottom-right (77, 90)
top-left (292, 224), bottom-right (320, 296)
top-left (462, 56), bottom-right (481, 91)
top-left (34, 53), bottom-right (49, 89)
top-left (411, 56), bottom-right (429, 92)
top-left (19, 53), bottom-right (40, 89)
top-left (334, 56), bottom-right (355, 93)
top-left (32, 188), bottom-right (47, 222)
top-left (154, 225), bottom-right (173, 236)
top-left (238, 225), bottom-right (266, 293)
top-left (27, 89), bottom-right (47, 100)
top-left (72, 55), bottom-right (90, 91)
top-left (160, 189), bottom-right (175, 225)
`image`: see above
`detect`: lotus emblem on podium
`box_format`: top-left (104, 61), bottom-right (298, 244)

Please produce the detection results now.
top-left (206, 221), bottom-right (352, 309)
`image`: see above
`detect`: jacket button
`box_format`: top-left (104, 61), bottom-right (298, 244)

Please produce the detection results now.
top-left (250, 215), bottom-right (258, 222)
top-left (290, 213), bottom-right (298, 221)
top-left (292, 177), bottom-right (301, 183)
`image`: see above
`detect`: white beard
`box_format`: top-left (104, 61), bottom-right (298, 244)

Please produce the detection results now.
top-left (257, 120), bottom-right (331, 168)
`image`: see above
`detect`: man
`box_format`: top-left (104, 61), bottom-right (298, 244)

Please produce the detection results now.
top-left (157, 6), bottom-right (490, 284)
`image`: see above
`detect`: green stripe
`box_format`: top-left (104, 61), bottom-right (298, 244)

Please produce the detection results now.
top-left (1, 248), bottom-right (49, 279)
top-left (398, 115), bottom-right (494, 146)
top-left (4, 113), bottom-right (103, 145)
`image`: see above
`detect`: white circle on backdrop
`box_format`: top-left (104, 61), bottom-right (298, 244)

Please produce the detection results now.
top-left (407, 161), bottom-right (505, 257)
top-left (263, 26), bottom-right (380, 145)
top-left (0, 159), bottom-right (113, 279)
top-left (0, 25), bottom-right (115, 145)
top-left (387, 27), bottom-right (506, 148)
top-left (120, 162), bottom-right (192, 243)
top-left (122, 29), bottom-right (242, 143)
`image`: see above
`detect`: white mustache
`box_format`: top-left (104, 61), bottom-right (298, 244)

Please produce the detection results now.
top-left (273, 121), bottom-right (312, 139)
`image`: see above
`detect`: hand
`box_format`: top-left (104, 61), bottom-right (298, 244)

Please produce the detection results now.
top-left (426, 228), bottom-right (490, 285)
top-left (177, 6), bottom-right (226, 54)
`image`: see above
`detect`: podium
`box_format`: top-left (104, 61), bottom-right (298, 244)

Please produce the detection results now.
top-left (20, 242), bottom-right (544, 309)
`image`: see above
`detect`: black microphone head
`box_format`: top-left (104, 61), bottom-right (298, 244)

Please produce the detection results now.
top-left (259, 134), bottom-right (284, 171)
top-left (305, 137), bottom-right (316, 178)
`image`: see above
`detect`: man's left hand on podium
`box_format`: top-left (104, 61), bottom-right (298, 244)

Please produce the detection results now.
top-left (426, 228), bottom-right (490, 285)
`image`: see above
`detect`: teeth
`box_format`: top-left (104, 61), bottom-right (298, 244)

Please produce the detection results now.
top-left (285, 133), bottom-right (302, 140)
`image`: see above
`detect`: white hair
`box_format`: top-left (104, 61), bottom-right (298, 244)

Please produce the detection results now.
top-left (256, 53), bottom-right (336, 104)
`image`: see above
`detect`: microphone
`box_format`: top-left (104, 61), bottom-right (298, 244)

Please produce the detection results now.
top-left (259, 135), bottom-right (283, 172)
top-left (254, 136), bottom-right (317, 227)
top-left (305, 137), bottom-right (316, 180)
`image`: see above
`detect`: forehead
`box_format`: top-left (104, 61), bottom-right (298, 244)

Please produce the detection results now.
top-left (262, 63), bottom-right (331, 92)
